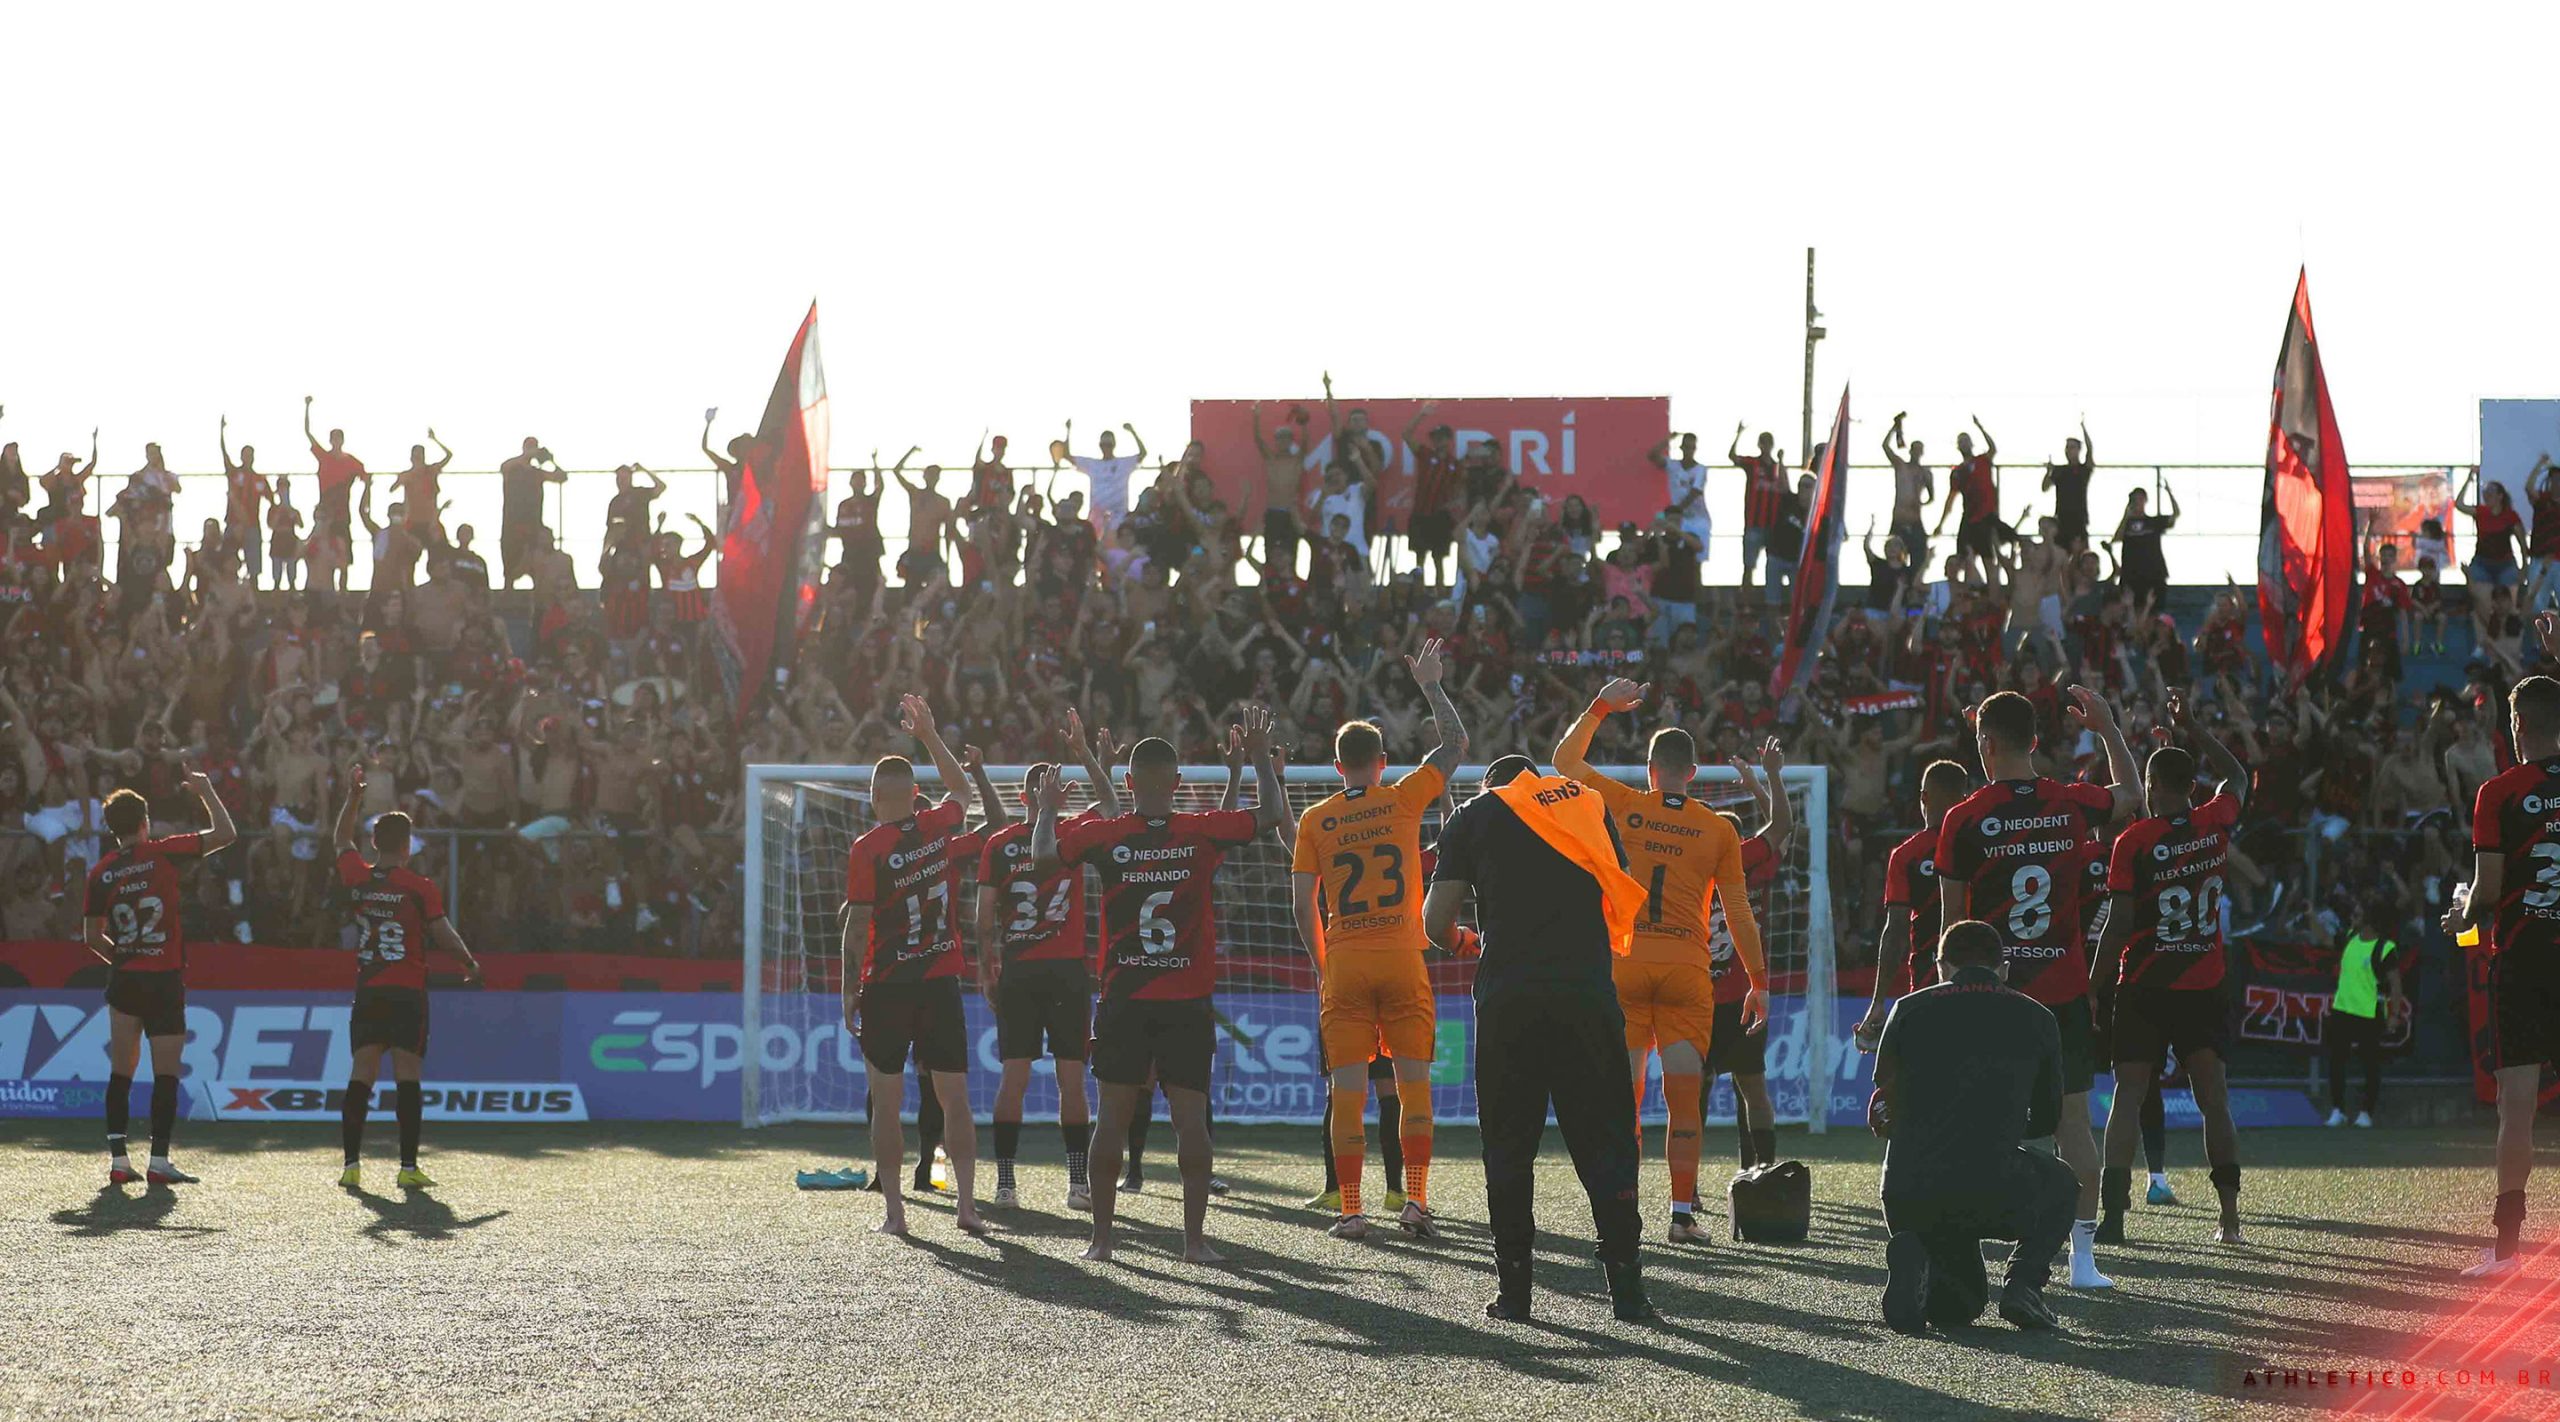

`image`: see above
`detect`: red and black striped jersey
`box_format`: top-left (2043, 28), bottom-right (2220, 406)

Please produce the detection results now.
top-left (84, 833), bottom-right (206, 976)
top-left (336, 849), bottom-right (448, 991)
top-left (846, 799), bottom-right (988, 986)
top-left (1935, 778), bottom-right (2116, 1005)
top-left (2473, 758), bottom-right (2560, 958)
top-left (1881, 825), bottom-right (1942, 994)
top-left (2105, 794), bottom-right (2239, 990)
top-left (1739, 457), bottom-right (1787, 530)
top-left (2079, 838), bottom-right (2111, 949)
top-left (1954, 455), bottom-right (1998, 521)
top-left (1057, 810), bottom-right (1262, 1002)
top-left (976, 811), bottom-right (1097, 966)
top-left (1708, 834), bottom-right (1780, 1004)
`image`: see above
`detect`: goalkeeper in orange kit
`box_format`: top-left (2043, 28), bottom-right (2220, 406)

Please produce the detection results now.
top-left (1555, 676), bottom-right (1768, 1244)
top-left (1291, 637), bottom-right (1468, 1240)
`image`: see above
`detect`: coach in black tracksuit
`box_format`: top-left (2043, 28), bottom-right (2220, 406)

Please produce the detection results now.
top-left (1872, 919), bottom-right (2079, 1333)
top-left (1425, 755), bottom-right (1652, 1325)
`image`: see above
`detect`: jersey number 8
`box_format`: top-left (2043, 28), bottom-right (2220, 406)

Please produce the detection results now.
top-left (2006, 865), bottom-right (2053, 942)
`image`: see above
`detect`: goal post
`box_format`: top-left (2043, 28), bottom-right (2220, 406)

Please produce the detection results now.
top-left (743, 762), bottom-right (1834, 1131)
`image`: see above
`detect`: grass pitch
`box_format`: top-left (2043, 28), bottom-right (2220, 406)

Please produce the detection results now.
top-left (4, 1119), bottom-right (2557, 1421)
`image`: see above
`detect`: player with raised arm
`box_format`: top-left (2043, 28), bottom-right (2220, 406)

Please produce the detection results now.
top-left (86, 772), bottom-right (237, 1185)
top-left (330, 761), bottom-right (483, 1188)
top-left (2093, 690), bottom-right (2249, 1245)
top-left (1556, 678), bottom-right (1766, 1244)
top-left (1293, 637), bottom-right (1467, 1241)
top-left (1707, 740), bottom-right (1793, 1177)
top-left (1937, 687), bottom-right (2139, 1290)
top-left (975, 712), bottom-right (1119, 1211)
top-left (1032, 706), bottom-right (1285, 1264)
top-left (842, 694), bottom-right (1000, 1237)
top-left (2443, 627), bottom-right (2560, 1277)
top-left (1857, 761), bottom-right (1971, 1052)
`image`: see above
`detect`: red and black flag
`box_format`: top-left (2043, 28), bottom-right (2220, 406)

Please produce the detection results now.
top-left (712, 303), bottom-right (831, 719)
top-left (2258, 270), bottom-right (2354, 684)
top-left (1771, 385), bottom-right (1850, 700)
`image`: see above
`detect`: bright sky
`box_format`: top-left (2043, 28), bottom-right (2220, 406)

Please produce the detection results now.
top-left (6, 3), bottom-right (2557, 579)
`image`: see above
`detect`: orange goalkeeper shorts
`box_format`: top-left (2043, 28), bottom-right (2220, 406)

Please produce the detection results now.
top-left (1613, 958), bottom-right (1717, 1055)
top-left (1319, 950), bottom-right (1436, 1065)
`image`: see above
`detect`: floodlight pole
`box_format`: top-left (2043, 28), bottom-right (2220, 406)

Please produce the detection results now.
top-left (1801, 248), bottom-right (1825, 461)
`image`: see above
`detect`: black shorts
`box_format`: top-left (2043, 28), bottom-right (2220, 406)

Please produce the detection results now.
top-left (2048, 995), bottom-right (2098, 1097)
top-left (893, 548), bottom-right (943, 585)
top-left (995, 959), bottom-right (1092, 1062)
top-left (351, 987), bottom-right (431, 1055)
top-left (1959, 516), bottom-right (2003, 563)
top-left (105, 970), bottom-right (186, 1039)
top-left (858, 978), bottom-right (969, 1075)
top-left (1705, 998), bottom-right (1767, 1077)
top-left (2490, 949), bottom-right (2560, 1073)
top-left (2109, 984), bottom-right (2226, 1065)
top-left (1091, 996), bottom-right (1214, 1094)
top-left (1407, 510), bottom-right (1455, 558)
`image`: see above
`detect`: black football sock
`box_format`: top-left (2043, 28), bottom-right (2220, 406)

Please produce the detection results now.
top-left (993, 1119), bottom-right (1021, 1192)
top-left (915, 1082), bottom-right (945, 1188)
top-left (1736, 1117), bottom-right (1756, 1170)
top-left (341, 1081), bottom-right (371, 1166)
top-left (2100, 1165), bottom-right (2133, 1220)
top-left (1377, 1082), bottom-right (1405, 1187)
top-left (1062, 1120), bottom-right (1092, 1187)
top-left (106, 1074), bottom-right (132, 1159)
top-left (2497, 1189), bottom-right (2528, 1259)
top-left (1750, 1128), bottom-right (1777, 1170)
top-left (2210, 1163), bottom-right (2242, 1215)
top-left (1318, 1096), bottom-right (1339, 1191)
top-left (1059, 1117), bottom-right (1090, 1183)
top-left (149, 1075), bottom-right (178, 1158)
top-left (396, 1080), bottom-right (423, 1169)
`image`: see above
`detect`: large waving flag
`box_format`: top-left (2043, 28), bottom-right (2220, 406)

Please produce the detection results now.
top-left (1770, 385), bottom-right (1850, 700)
top-left (2257, 270), bottom-right (2354, 684)
top-left (712, 303), bottom-right (831, 719)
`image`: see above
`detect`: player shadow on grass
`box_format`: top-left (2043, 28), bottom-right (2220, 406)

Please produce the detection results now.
top-left (347, 1185), bottom-right (510, 1243)
top-left (900, 1229), bottom-right (1203, 1328)
top-left (50, 1185), bottom-right (223, 1239)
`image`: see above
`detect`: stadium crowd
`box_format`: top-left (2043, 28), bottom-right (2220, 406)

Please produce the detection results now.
top-left (0, 402), bottom-right (2535, 969)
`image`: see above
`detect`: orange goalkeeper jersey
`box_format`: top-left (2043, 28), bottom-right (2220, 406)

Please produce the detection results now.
top-left (1292, 764), bottom-right (1447, 957)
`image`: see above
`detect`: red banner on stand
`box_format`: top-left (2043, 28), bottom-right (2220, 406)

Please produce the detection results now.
top-left (1187, 396), bottom-right (1670, 531)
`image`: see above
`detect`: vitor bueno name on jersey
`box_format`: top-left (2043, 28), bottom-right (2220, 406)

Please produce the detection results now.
top-left (1986, 837), bottom-right (2080, 859)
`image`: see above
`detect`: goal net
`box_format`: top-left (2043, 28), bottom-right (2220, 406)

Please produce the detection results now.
top-left (743, 763), bottom-right (1833, 1129)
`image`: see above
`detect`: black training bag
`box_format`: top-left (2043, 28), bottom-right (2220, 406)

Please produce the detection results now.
top-left (1728, 1160), bottom-right (1812, 1243)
